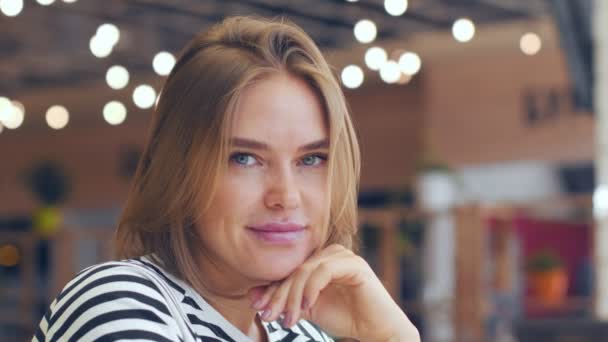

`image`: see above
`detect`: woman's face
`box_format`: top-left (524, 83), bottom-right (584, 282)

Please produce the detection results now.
top-left (196, 72), bottom-right (329, 283)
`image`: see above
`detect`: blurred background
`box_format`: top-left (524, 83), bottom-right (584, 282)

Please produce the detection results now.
top-left (0, 0), bottom-right (605, 341)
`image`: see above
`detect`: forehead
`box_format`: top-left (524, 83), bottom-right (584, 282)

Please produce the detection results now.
top-left (230, 72), bottom-right (328, 144)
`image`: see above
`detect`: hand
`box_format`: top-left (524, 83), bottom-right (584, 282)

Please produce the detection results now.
top-left (248, 244), bottom-right (420, 341)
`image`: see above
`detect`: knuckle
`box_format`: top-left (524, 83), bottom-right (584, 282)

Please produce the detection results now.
top-left (317, 261), bottom-right (331, 274)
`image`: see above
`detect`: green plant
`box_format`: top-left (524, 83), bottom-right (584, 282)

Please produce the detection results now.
top-left (526, 249), bottom-right (563, 272)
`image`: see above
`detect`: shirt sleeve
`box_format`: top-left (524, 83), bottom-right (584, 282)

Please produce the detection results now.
top-left (33, 262), bottom-right (183, 342)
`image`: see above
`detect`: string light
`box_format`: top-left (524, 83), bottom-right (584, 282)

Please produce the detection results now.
top-left (153, 51), bottom-right (176, 76)
top-left (365, 46), bottom-right (387, 71)
top-left (341, 65), bottom-right (364, 89)
top-left (384, 0), bottom-right (408, 16)
top-left (452, 18), bottom-right (475, 43)
top-left (106, 65), bottom-right (129, 90)
top-left (96, 23), bottom-right (120, 47)
top-left (354, 20), bottom-right (377, 44)
top-left (398, 52), bottom-right (421, 75)
top-left (103, 101), bottom-right (127, 125)
top-left (89, 35), bottom-right (113, 58)
top-left (520, 32), bottom-right (542, 55)
top-left (0, 0), bottom-right (24, 17)
top-left (379, 60), bottom-right (401, 84)
top-left (46, 105), bottom-right (69, 129)
top-left (90, 23), bottom-right (119, 58)
top-left (1, 2), bottom-right (535, 129)
top-left (3, 100), bottom-right (24, 129)
top-left (0, 97), bottom-right (11, 123)
top-left (133, 85), bottom-right (156, 109)
top-left (36, 0), bottom-right (55, 5)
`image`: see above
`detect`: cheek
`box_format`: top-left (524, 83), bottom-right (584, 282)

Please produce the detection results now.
top-left (206, 173), bottom-right (262, 224)
top-left (301, 176), bottom-right (330, 237)
top-left (302, 171), bottom-right (328, 204)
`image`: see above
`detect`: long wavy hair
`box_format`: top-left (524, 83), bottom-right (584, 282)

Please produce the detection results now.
top-left (114, 16), bottom-right (361, 290)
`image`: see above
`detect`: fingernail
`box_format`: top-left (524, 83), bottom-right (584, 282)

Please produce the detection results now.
top-left (261, 309), bottom-right (272, 320)
top-left (281, 312), bottom-right (292, 327)
top-left (301, 297), bottom-right (308, 310)
top-left (252, 299), bottom-right (264, 310)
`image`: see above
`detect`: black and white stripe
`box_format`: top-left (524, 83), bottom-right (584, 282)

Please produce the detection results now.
top-left (33, 256), bottom-right (334, 342)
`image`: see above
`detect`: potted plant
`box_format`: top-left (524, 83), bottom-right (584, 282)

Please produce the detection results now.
top-left (526, 249), bottom-right (568, 305)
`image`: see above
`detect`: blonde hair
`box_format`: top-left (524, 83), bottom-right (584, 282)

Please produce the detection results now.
top-left (115, 16), bottom-right (361, 289)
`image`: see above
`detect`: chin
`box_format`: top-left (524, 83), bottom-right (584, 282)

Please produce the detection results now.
top-left (250, 253), bottom-right (309, 281)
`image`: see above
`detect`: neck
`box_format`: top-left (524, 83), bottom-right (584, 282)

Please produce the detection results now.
top-left (195, 252), bottom-right (270, 341)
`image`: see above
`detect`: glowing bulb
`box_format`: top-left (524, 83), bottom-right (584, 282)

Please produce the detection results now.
top-left (0, 0), bottom-right (23, 17)
top-left (0, 97), bottom-right (12, 123)
top-left (384, 0), bottom-right (408, 16)
top-left (452, 18), bottom-right (475, 43)
top-left (96, 23), bottom-right (120, 47)
top-left (36, 0), bottom-right (55, 5)
top-left (520, 32), bottom-right (542, 56)
top-left (379, 60), bottom-right (401, 84)
top-left (106, 65), bottom-right (129, 90)
top-left (103, 101), bottom-right (127, 125)
top-left (341, 65), bottom-right (364, 89)
top-left (133, 85), bottom-right (156, 109)
top-left (46, 105), bottom-right (69, 130)
top-left (62, 0), bottom-right (78, 3)
top-left (398, 52), bottom-right (421, 75)
top-left (365, 46), bottom-right (387, 71)
top-left (153, 51), bottom-right (176, 76)
top-left (89, 35), bottom-right (113, 58)
top-left (3, 100), bottom-right (24, 129)
top-left (354, 19), bottom-right (377, 44)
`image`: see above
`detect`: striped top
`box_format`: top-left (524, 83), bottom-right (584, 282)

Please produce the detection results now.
top-left (33, 256), bottom-right (334, 342)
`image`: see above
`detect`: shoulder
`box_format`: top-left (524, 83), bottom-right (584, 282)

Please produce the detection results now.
top-left (265, 319), bottom-right (335, 342)
top-left (34, 259), bottom-right (183, 342)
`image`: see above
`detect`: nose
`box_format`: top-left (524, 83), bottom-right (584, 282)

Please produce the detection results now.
top-left (264, 163), bottom-right (301, 210)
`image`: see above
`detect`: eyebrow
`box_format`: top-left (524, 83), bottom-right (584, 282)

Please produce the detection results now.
top-left (230, 137), bottom-right (329, 152)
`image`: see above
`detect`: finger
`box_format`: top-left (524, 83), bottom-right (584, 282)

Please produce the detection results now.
top-left (284, 247), bottom-right (353, 323)
top-left (262, 278), bottom-right (294, 323)
top-left (301, 260), bottom-right (334, 312)
top-left (262, 245), bottom-right (354, 324)
top-left (303, 254), bottom-right (366, 310)
top-left (251, 282), bottom-right (280, 311)
top-left (282, 264), bottom-right (314, 327)
top-left (302, 244), bottom-right (351, 274)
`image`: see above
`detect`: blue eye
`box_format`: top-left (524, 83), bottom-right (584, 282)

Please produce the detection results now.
top-left (230, 153), bottom-right (257, 167)
top-left (301, 154), bottom-right (327, 167)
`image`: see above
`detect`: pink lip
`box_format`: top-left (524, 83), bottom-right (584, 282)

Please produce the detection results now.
top-left (247, 223), bottom-right (306, 244)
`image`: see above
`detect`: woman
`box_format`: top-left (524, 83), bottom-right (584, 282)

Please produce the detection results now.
top-left (34, 16), bottom-right (420, 341)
